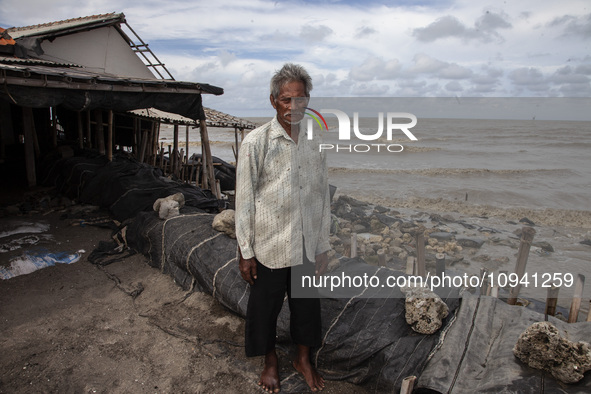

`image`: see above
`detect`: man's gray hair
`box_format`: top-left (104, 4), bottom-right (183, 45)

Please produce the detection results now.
top-left (270, 63), bottom-right (313, 99)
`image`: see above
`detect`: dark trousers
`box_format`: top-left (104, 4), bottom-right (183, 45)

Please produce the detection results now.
top-left (245, 258), bottom-right (321, 357)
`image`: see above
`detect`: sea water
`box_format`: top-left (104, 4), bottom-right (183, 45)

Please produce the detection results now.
top-left (161, 117), bottom-right (591, 215)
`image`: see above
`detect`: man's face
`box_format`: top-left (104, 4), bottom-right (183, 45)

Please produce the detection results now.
top-left (270, 81), bottom-right (309, 133)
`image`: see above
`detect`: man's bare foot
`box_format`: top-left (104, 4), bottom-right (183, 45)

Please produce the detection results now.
top-left (259, 349), bottom-right (280, 393)
top-left (293, 345), bottom-right (324, 392)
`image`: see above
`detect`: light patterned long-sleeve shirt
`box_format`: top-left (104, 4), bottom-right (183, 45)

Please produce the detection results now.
top-left (235, 116), bottom-right (331, 269)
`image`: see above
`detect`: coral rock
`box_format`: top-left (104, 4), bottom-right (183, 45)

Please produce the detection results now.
top-left (153, 193), bottom-right (185, 220)
top-left (513, 321), bottom-right (591, 384)
top-left (401, 286), bottom-right (449, 335)
top-left (212, 209), bottom-right (236, 239)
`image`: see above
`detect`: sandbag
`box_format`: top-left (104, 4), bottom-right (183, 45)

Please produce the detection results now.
top-left (126, 209), bottom-right (461, 392)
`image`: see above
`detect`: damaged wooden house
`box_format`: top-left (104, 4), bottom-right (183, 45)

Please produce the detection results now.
top-left (0, 13), bottom-right (254, 202)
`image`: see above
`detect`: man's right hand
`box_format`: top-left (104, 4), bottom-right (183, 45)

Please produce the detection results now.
top-left (239, 256), bottom-right (257, 285)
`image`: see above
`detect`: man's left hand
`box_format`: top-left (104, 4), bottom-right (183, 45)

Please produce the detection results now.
top-left (315, 252), bottom-right (329, 278)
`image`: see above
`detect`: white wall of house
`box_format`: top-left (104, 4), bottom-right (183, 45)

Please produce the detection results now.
top-left (38, 26), bottom-right (156, 79)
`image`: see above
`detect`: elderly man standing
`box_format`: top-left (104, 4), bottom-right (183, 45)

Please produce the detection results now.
top-left (235, 63), bottom-right (331, 392)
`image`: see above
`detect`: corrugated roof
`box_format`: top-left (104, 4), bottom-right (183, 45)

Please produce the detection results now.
top-left (0, 55), bottom-right (79, 67)
top-left (129, 107), bottom-right (257, 129)
top-left (0, 61), bottom-right (223, 95)
top-left (6, 13), bottom-right (124, 39)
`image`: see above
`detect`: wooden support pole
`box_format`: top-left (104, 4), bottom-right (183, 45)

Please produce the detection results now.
top-left (133, 118), bottom-right (139, 157)
top-left (545, 285), bottom-right (560, 319)
top-left (199, 119), bottom-right (217, 196)
top-left (22, 107), bottom-right (36, 187)
top-left (51, 107), bottom-right (58, 148)
top-left (173, 124), bottom-right (179, 175)
top-left (186, 125), bottom-right (190, 160)
top-left (107, 110), bottom-right (113, 161)
top-left (507, 226), bottom-right (536, 305)
top-left (139, 130), bottom-right (148, 164)
top-left (167, 145), bottom-right (172, 174)
top-left (77, 112), bottom-right (84, 149)
top-left (158, 145), bottom-right (164, 170)
top-left (587, 300), bottom-right (591, 322)
top-left (152, 122), bottom-right (160, 167)
top-left (234, 126), bottom-right (239, 161)
top-left (94, 110), bottom-right (105, 155)
top-left (85, 111), bottom-right (92, 149)
top-left (350, 233), bottom-right (357, 258)
top-left (568, 274), bottom-right (585, 323)
top-left (400, 376), bottom-right (416, 394)
top-left (146, 122), bottom-right (155, 163)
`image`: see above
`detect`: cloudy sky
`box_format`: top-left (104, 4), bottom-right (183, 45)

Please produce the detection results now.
top-left (1, 0), bottom-right (590, 116)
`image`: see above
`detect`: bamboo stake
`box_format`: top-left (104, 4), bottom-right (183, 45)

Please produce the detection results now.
top-left (568, 274), bottom-right (585, 323)
top-left (173, 124), bottom-right (179, 176)
top-left (507, 227), bottom-right (536, 305)
top-left (545, 285), bottom-right (560, 320)
top-left (587, 301), bottom-right (591, 322)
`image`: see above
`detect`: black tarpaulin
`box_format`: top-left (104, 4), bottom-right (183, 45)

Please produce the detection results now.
top-left (1, 85), bottom-right (208, 120)
top-left (416, 293), bottom-right (591, 393)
